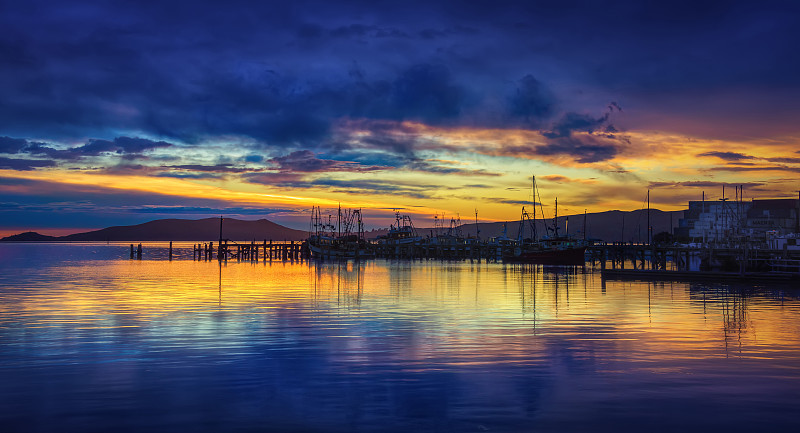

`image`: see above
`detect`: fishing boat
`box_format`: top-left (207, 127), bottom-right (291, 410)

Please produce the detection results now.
top-left (376, 212), bottom-right (422, 245)
top-left (503, 177), bottom-right (587, 265)
top-left (308, 206), bottom-right (374, 259)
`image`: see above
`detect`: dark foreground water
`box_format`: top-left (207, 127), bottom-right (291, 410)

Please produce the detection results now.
top-left (1, 243), bottom-right (799, 432)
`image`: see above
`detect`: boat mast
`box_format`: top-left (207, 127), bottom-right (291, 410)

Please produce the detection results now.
top-left (532, 176), bottom-right (537, 242)
top-left (554, 197), bottom-right (559, 238)
top-left (647, 190), bottom-right (650, 245)
top-left (219, 215), bottom-right (223, 246)
top-left (474, 209), bottom-right (480, 240)
top-left (583, 209), bottom-right (587, 241)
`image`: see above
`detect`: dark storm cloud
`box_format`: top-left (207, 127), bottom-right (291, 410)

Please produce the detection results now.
top-left (390, 64), bottom-right (466, 123)
top-left (0, 1), bottom-right (572, 147)
top-left (1, 0), bottom-right (798, 155)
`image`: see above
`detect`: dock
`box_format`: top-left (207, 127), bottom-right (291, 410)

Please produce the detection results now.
top-left (192, 240), bottom-right (308, 261)
top-left (600, 269), bottom-right (796, 282)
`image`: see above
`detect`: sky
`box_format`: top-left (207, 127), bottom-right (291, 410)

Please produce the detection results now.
top-left (1, 0), bottom-right (799, 235)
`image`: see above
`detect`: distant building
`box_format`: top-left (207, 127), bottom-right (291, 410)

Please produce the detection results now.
top-left (746, 199), bottom-right (800, 235)
top-left (675, 198), bottom-right (799, 242)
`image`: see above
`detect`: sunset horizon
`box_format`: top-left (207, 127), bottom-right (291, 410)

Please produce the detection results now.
top-left (3, 3), bottom-right (800, 432)
top-left (2, 1), bottom-right (798, 236)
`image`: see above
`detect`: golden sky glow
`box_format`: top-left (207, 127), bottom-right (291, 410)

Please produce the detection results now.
top-left (2, 121), bottom-right (799, 234)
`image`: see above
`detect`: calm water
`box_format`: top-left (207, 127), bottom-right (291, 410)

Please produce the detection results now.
top-left (1, 243), bottom-right (799, 432)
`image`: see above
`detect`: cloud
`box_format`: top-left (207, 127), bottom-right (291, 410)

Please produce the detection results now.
top-left (23, 136), bottom-right (173, 161)
top-left (0, 157), bottom-right (56, 170)
top-left (2, 0), bottom-right (798, 148)
top-left (508, 75), bottom-right (555, 124)
top-left (765, 157), bottom-right (800, 164)
top-left (490, 199), bottom-right (542, 206)
top-left (500, 133), bottom-right (623, 164)
top-left (541, 175), bottom-right (570, 183)
top-left (542, 103), bottom-right (621, 139)
top-left (241, 172), bottom-right (311, 188)
top-left (163, 164), bottom-right (261, 173)
top-left (389, 64), bottom-right (468, 124)
top-left (697, 151), bottom-right (755, 161)
top-left (537, 139), bottom-right (620, 163)
top-left (312, 178), bottom-right (439, 199)
top-left (709, 165), bottom-right (800, 173)
top-left (404, 160), bottom-right (501, 176)
top-left (0, 136), bottom-right (28, 154)
top-left (649, 181), bottom-right (765, 189)
top-left (0, 175), bottom-right (297, 228)
top-left (268, 150), bottom-right (386, 173)
top-left (330, 24), bottom-right (408, 39)
top-left (130, 206), bottom-right (283, 215)
top-left (156, 172), bottom-right (224, 180)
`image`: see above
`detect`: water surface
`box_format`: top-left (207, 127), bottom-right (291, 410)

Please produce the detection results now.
top-left (1, 243), bottom-right (798, 432)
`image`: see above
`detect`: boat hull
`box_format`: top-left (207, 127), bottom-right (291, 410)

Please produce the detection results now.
top-left (503, 246), bottom-right (586, 265)
top-left (308, 243), bottom-right (374, 260)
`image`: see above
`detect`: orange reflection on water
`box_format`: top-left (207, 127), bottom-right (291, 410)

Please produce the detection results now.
top-left (2, 259), bottom-right (799, 370)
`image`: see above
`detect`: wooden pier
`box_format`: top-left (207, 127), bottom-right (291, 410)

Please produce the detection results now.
top-left (126, 237), bottom-right (800, 280)
top-left (373, 240), bottom-right (495, 261)
top-left (587, 243), bottom-right (800, 273)
top-left (192, 240), bottom-right (309, 262)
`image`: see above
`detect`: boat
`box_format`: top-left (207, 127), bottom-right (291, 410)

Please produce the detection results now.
top-left (376, 212), bottom-right (422, 245)
top-left (307, 206), bottom-right (374, 259)
top-left (504, 235), bottom-right (587, 265)
top-left (503, 177), bottom-right (587, 265)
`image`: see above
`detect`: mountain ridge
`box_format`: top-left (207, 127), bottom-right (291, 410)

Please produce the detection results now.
top-left (1, 209), bottom-right (683, 243)
top-left (1, 218), bottom-right (309, 242)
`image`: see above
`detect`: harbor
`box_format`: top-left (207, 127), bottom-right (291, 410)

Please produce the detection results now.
top-left (107, 189), bottom-right (798, 282)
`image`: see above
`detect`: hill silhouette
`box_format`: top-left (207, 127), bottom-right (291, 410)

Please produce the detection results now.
top-left (2, 209), bottom-right (682, 243)
top-left (0, 231), bottom-right (58, 242)
top-left (1, 218), bottom-right (308, 242)
top-left (366, 209), bottom-right (683, 243)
